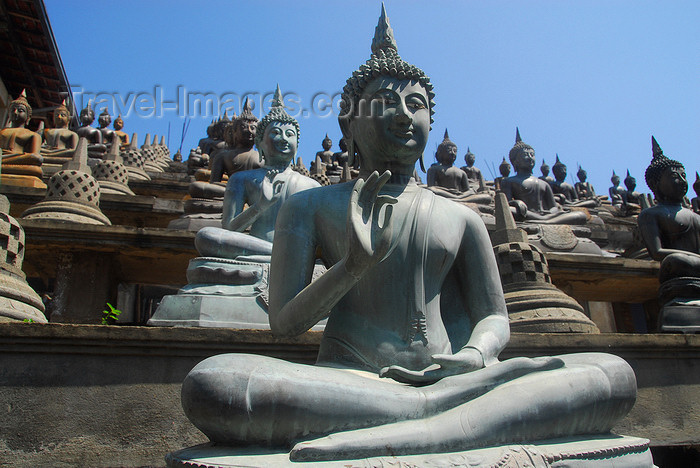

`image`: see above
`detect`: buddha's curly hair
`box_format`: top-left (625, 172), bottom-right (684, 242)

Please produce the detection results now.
top-left (508, 141), bottom-right (533, 165)
top-left (645, 150), bottom-right (684, 196)
top-left (255, 91), bottom-right (300, 150)
top-left (338, 9), bottom-right (435, 127)
top-left (11, 92), bottom-right (32, 120)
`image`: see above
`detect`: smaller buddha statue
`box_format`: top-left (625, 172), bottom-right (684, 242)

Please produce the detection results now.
top-left (501, 128), bottom-right (587, 224)
top-left (208, 113), bottom-right (231, 160)
top-left (173, 150), bottom-right (183, 162)
top-left (112, 115), bottom-right (129, 148)
top-left (574, 165), bottom-right (599, 202)
top-left (692, 172), bottom-right (700, 214)
top-left (186, 147), bottom-right (209, 176)
top-left (609, 171), bottom-right (625, 206)
top-left (0, 90), bottom-right (45, 187)
top-left (315, 133), bottom-right (334, 165)
top-left (41, 99), bottom-right (78, 164)
top-left (460, 147), bottom-right (486, 192)
top-left (97, 108), bottom-right (115, 146)
top-left (539, 159), bottom-right (554, 185)
top-left (332, 137), bottom-right (349, 167)
top-left (76, 101), bottom-right (106, 158)
top-left (494, 157), bottom-right (510, 191)
top-left (197, 120), bottom-right (217, 156)
top-left (638, 136), bottom-right (700, 332)
top-left (426, 130), bottom-right (470, 194)
top-left (624, 169), bottom-right (642, 206)
top-left (209, 98), bottom-right (261, 183)
top-left (550, 155), bottom-right (578, 202)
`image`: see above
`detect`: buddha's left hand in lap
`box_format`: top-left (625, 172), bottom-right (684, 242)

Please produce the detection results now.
top-left (380, 347), bottom-right (485, 385)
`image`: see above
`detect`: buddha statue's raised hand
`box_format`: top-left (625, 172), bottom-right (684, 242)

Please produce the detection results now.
top-left (344, 170), bottom-right (397, 278)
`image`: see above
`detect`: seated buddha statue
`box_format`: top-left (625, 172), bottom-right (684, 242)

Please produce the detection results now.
top-left (316, 133), bottom-right (334, 166)
top-left (493, 156), bottom-right (510, 190)
top-left (197, 120), bottom-right (217, 157)
top-left (209, 98), bottom-right (261, 183)
top-left (551, 155), bottom-right (597, 208)
top-left (609, 171), bottom-right (625, 206)
top-left (180, 8), bottom-right (637, 462)
top-left (194, 86), bottom-right (320, 260)
top-left (539, 158), bottom-right (554, 185)
top-left (501, 129), bottom-right (587, 224)
top-left (0, 90), bottom-right (44, 186)
top-left (459, 147), bottom-right (487, 192)
top-left (97, 108), bottom-right (115, 146)
top-left (112, 115), bottom-right (129, 148)
top-left (332, 137), bottom-right (349, 167)
top-left (638, 137), bottom-right (700, 331)
top-left (574, 165), bottom-right (600, 203)
top-left (75, 102), bottom-right (106, 158)
top-left (426, 130), bottom-right (469, 193)
top-left (41, 99), bottom-right (78, 164)
top-left (624, 169), bottom-right (642, 206)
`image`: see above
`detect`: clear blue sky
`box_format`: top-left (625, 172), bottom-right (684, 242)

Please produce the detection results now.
top-left (44, 0), bottom-right (699, 195)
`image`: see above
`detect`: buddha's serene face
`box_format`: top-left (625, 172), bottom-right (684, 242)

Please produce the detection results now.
top-left (513, 147), bottom-right (536, 172)
top-left (437, 144), bottom-right (457, 166)
top-left (540, 165), bottom-right (550, 176)
top-left (465, 153), bottom-right (475, 166)
top-left (9, 104), bottom-right (28, 125)
top-left (611, 175), bottom-right (620, 185)
top-left (499, 163), bottom-right (511, 177)
top-left (322, 138), bottom-right (332, 151)
top-left (553, 165), bottom-right (567, 181)
top-left (577, 170), bottom-right (587, 182)
top-left (234, 120), bottom-right (256, 147)
top-left (350, 76), bottom-right (430, 166)
top-left (114, 119), bottom-right (124, 131)
top-left (260, 122), bottom-right (297, 165)
top-left (624, 177), bottom-right (636, 191)
top-left (80, 109), bottom-right (94, 125)
top-left (658, 166), bottom-right (687, 201)
top-left (53, 109), bottom-right (70, 128)
top-left (98, 114), bottom-right (111, 128)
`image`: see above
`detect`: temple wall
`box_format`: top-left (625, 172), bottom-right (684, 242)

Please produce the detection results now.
top-left (0, 323), bottom-right (697, 467)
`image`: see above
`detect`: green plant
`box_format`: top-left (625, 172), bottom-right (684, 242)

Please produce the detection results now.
top-left (102, 302), bottom-right (122, 325)
top-left (23, 318), bottom-right (35, 323)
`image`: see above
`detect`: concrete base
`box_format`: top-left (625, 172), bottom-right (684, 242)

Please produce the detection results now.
top-left (0, 173), bottom-right (47, 189)
top-left (166, 435), bottom-right (653, 467)
top-left (659, 304), bottom-right (700, 333)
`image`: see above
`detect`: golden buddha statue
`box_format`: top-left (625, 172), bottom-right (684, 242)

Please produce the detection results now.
top-left (0, 90), bottom-right (45, 188)
top-left (41, 99), bottom-right (79, 164)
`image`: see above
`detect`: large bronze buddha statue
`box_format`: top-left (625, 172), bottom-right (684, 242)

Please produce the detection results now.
top-left (176, 7), bottom-right (641, 465)
top-left (41, 99), bottom-right (78, 164)
top-left (501, 129), bottom-right (587, 224)
top-left (0, 90), bottom-right (45, 187)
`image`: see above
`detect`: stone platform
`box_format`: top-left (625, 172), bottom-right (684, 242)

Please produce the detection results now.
top-left (167, 435), bottom-right (653, 467)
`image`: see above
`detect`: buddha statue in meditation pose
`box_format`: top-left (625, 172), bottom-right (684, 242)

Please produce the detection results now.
top-left (460, 147), bottom-right (486, 192)
top-left (638, 137), bottom-right (700, 331)
top-left (0, 90), bottom-right (44, 186)
top-left (41, 100), bottom-right (78, 164)
top-left (209, 98), bottom-right (261, 184)
top-left (97, 108), bottom-right (115, 146)
top-left (551, 155), bottom-right (598, 208)
top-left (624, 170), bottom-right (642, 206)
top-left (609, 171), bottom-right (625, 206)
top-left (539, 158), bottom-right (554, 184)
top-left (112, 115), bottom-right (129, 147)
top-left (493, 156), bottom-right (510, 190)
top-left (180, 7), bottom-right (638, 462)
top-left (332, 137), bottom-right (349, 167)
top-left (575, 165), bottom-right (599, 202)
top-left (194, 86), bottom-right (320, 260)
top-left (316, 133), bottom-right (334, 165)
top-left (76, 102), bottom-right (106, 158)
top-left (426, 130), bottom-right (469, 193)
top-left (197, 120), bottom-right (217, 157)
top-left (501, 130), bottom-right (587, 224)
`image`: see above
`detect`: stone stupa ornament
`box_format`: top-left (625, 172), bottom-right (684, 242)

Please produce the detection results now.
top-left (141, 133), bottom-right (162, 173)
top-left (120, 133), bottom-right (150, 181)
top-left (22, 137), bottom-right (111, 225)
top-left (93, 133), bottom-right (134, 195)
top-left (0, 192), bottom-right (47, 323)
top-left (491, 192), bottom-right (599, 333)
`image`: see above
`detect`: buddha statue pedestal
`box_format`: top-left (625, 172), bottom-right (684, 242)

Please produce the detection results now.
top-left (148, 256), bottom-right (326, 329)
top-left (0, 195), bottom-right (46, 323)
top-left (657, 278), bottom-right (700, 333)
top-left (166, 434), bottom-right (652, 468)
